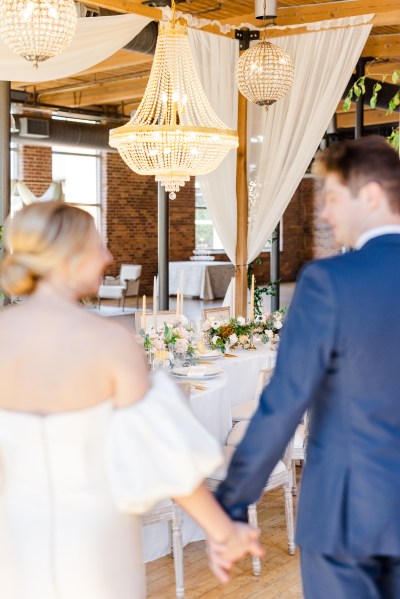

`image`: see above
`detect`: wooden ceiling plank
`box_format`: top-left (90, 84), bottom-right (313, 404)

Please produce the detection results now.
top-left (83, 0), bottom-right (161, 18)
top-left (337, 108), bottom-right (399, 128)
top-left (38, 78), bottom-right (148, 107)
top-left (76, 51), bottom-right (153, 76)
top-left (362, 34), bottom-right (400, 58)
top-left (220, 1), bottom-right (400, 29)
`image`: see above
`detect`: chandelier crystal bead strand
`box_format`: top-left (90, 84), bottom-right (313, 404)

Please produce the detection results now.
top-left (109, 1), bottom-right (238, 199)
top-left (0, 0), bottom-right (78, 68)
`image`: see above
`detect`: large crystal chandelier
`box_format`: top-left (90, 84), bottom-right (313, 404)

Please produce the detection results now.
top-left (0, 0), bottom-right (78, 68)
top-left (109, 2), bottom-right (238, 199)
top-left (235, 0), bottom-right (294, 108)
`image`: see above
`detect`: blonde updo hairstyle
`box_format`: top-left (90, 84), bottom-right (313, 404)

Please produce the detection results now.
top-left (0, 201), bottom-right (95, 297)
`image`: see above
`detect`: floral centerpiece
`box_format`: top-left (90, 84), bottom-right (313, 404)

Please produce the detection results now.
top-left (253, 307), bottom-right (287, 345)
top-left (203, 308), bottom-right (287, 353)
top-left (141, 316), bottom-right (198, 368)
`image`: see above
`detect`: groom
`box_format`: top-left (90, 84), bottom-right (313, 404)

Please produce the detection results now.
top-left (213, 136), bottom-right (400, 597)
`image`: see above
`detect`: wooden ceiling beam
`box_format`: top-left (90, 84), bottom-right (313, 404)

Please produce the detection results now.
top-left (76, 50), bottom-right (153, 76)
top-left (220, 1), bottom-right (400, 29)
top-left (336, 107), bottom-right (398, 128)
top-left (362, 34), bottom-right (400, 58)
top-left (83, 0), bottom-right (161, 18)
top-left (38, 78), bottom-right (148, 107)
top-left (365, 59), bottom-right (400, 77)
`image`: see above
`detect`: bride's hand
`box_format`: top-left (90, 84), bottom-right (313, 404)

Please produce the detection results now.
top-left (206, 522), bottom-right (264, 583)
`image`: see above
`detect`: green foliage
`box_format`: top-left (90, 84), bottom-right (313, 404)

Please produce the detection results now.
top-left (342, 65), bottom-right (399, 151)
top-left (247, 258), bottom-right (279, 317)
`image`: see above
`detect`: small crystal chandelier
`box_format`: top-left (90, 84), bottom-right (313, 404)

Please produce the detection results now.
top-left (235, 0), bottom-right (294, 108)
top-left (109, 1), bottom-right (238, 199)
top-left (0, 0), bottom-right (78, 68)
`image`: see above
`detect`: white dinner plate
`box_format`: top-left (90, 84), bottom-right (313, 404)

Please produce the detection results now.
top-left (171, 365), bottom-right (223, 380)
top-left (197, 350), bottom-right (222, 360)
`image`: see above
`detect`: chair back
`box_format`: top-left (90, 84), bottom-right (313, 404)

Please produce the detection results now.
top-left (254, 368), bottom-right (274, 402)
top-left (282, 436), bottom-right (294, 470)
top-left (120, 264), bottom-right (142, 282)
top-left (134, 310), bottom-right (177, 332)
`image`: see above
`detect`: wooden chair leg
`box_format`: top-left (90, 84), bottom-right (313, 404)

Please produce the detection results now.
top-left (284, 483), bottom-right (296, 555)
top-left (248, 503), bottom-right (261, 576)
top-left (171, 506), bottom-right (185, 599)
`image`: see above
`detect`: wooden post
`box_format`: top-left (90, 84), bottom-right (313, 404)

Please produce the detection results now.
top-left (235, 85), bottom-right (248, 318)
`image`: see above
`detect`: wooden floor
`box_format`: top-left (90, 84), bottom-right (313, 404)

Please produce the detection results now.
top-left (147, 482), bottom-right (303, 599)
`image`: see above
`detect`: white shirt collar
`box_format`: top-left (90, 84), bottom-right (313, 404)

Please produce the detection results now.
top-left (355, 225), bottom-right (400, 250)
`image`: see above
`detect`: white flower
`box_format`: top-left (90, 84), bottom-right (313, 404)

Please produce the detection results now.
top-left (180, 315), bottom-right (189, 326)
top-left (203, 319), bottom-right (211, 331)
top-left (273, 311), bottom-right (283, 320)
top-left (211, 320), bottom-right (221, 329)
top-left (274, 320), bottom-right (283, 330)
top-left (262, 312), bottom-right (271, 321)
top-left (212, 335), bottom-right (220, 345)
top-left (177, 326), bottom-right (189, 339)
top-left (229, 333), bottom-right (238, 345)
top-left (175, 338), bottom-right (189, 353)
top-left (153, 338), bottom-right (166, 351)
top-left (254, 314), bottom-right (264, 323)
top-left (265, 329), bottom-right (274, 339)
top-left (237, 316), bottom-right (246, 325)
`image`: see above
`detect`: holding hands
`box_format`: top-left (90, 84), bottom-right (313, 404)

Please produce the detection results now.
top-left (207, 522), bottom-right (264, 583)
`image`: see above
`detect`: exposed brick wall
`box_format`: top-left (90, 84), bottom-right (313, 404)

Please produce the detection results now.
top-left (18, 145), bottom-right (52, 197)
top-left (101, 153), bottom-right (195, 295)
top-left (18, 144), bottom-right (340, 295)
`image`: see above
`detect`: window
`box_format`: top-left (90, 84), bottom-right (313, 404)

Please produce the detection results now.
top-left (195, 179), bottom-right (282, 253)
top-left (52, 146), bottom-right (102, 230)
top-left (195, 181), bottom-right (223, 251)
top-left (10, 143), bottom-right (18, 180)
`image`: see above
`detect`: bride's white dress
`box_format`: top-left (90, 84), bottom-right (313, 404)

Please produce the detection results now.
top-left (0, 372), bottom-right (222, 599)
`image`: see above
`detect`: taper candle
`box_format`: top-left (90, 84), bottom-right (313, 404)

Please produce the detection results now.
top-left (153, 276), bottom-right (158, 331)
top-left (176, 288), bottom-right (180, 315)
top-left (142, 295), bottom-right (146, 330)
top-left (250, 274), bottom-right (255, 321)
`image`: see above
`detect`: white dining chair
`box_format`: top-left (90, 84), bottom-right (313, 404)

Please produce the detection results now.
top-left (231, 368), bottom-right (274, 423)
top-left (292, 412), bottom-right (309, 496)
top-left (207, 435), bottom-right (295, 576)
top-left (141, 500), bottom-right (185, 599)
top-left (98, 264), bottom-right (142, 310)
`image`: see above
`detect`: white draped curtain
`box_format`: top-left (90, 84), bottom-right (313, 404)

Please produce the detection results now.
top-left (190, 16), bottom-right (373, 267)
top-left (247, 16), bottom-right (373, 262)
top-left (189, 29), bottom-right (239, 264)
top-left (0, 14), bottom-right (150, 82)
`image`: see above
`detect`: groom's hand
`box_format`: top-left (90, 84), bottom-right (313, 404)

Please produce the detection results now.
top-left (206, 522), bottom-right (264, 583)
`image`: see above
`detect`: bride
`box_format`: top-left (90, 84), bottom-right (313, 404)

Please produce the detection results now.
top-left (0, 201), bottom-right (262, 599)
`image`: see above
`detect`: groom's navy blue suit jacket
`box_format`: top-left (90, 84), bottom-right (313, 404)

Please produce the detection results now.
top-left (216, 234), bottom-right (400, 558)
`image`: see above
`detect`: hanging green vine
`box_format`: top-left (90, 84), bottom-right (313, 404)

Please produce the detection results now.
top-left (247, 258), bottom-right (279, 317)
top-left (343, 65), bottom-right (400, 151)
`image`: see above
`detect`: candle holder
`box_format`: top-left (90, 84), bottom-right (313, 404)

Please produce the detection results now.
top-left (246, 330), bottom-right (257, 351)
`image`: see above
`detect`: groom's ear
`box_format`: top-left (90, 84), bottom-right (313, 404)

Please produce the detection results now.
top-left (359, 181), bottom-right (384, 213)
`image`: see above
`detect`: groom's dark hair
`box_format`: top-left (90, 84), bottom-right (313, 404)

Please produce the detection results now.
top-left (313, 135), bottom-right (400, 213)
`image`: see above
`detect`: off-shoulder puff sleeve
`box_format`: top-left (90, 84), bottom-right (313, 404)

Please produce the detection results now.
top-left (106, 370), bottom-right (223, 514)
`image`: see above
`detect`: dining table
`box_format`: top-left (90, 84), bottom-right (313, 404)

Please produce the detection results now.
top-left (142, 341), bottom-right (277, 562)
top-left (169, 260), bottom-right (235, 300)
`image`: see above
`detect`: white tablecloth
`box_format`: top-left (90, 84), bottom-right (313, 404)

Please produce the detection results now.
top-left (142, 373), bottom-right (231, 562)
top-left (218, 342), bottom-right (276, 406)
top-left (142, 345), bottom-right (276, 562)
top-left (169, 261), bottom-right (235, 300)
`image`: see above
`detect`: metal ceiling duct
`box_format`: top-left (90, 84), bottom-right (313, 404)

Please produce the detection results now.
top-left (11, 116), bottom-right (117, 151)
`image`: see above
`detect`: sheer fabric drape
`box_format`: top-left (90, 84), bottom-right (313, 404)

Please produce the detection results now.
top-left (0, 14), bottom-right (150, 82)
top-left (247, 16), bottom-right (373, 262)
top-left (189, 17), bottom-right (373, 266)
top-left (189, 29), bottom-right (239, 264)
